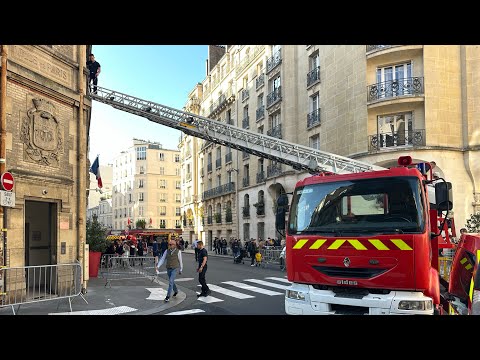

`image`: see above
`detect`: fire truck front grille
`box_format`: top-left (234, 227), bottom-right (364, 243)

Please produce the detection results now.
top-left (312, 266), bottom-right (387, 278)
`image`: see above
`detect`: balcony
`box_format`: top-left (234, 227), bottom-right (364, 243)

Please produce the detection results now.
top-left (207, 163), bottom-right (212, 173)
top-left (256, 106), bottom-right (265, 122)
top-left (256, 171), bottom-right (265, 184)
top-left (307, 109), bottom-right (321, 129)
top-left (366, 45), bottom-right (400, 53)
top-left (266, 49), bottom-right (282, 74)
top-left (242, 89), bottom-right (249, 102)
top-left (242, 116), bottom-right (250, 129)
top-left (256, 74), bottom-right (265, 90)
top-left (367, 77), bottom-right (424, 103)
top-left (267, 124), bottom-right (282, 139)
top-left (368, 129), bottom-right (426, 152)
top-left (208, 87), bottom-right (235, 117)
top-left (202, 182), bottom-right (236, 201)
top-left (242, 206), bottom-right (250, 218)
top-left (267, 163), bottom-right (282, 178)
top-left (216, 158), bottom-right (222, 169)
top-left (267, 87), bottom-right (282, 108)
top-left (307, 66), bottom-right (320, 88)
top-left (254, 202), bottom-right (265, 216)
top-left (243, 177), bottom-right (250, 187)
top-left (225, 152), bottom-right (232, 164)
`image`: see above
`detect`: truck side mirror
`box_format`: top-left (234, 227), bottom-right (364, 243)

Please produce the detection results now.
top-left (435, 182), bottom-right (453, 211)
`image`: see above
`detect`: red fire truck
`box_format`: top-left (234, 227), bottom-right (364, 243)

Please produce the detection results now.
top-left (91, 86), bottom-right (479, 315)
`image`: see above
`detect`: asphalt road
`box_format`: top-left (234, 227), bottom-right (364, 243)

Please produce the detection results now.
top-left (154, 251), bottom-right (290, 315)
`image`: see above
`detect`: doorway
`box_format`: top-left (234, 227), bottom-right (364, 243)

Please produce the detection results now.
top-left (24, 201), bottom-right (58, 293)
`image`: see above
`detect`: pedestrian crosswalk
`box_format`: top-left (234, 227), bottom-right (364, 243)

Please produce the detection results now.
top-left (166, 276), bottom-right (291, 314)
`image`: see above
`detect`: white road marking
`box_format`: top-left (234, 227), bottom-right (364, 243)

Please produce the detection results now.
top-left (265, 277), bottom-right (292, 284)
top-left (166, 309), bottom-right (205, 315)
top-left (50, 306), bottom-right (137, 315)
top-left (145, 287), bottom-right (168, 300)
top-left (244, 279), bottom-right (291, 290)
top-left (222, 281), bottom-right (283, 296)
top-left (197, 284), bottom-right (254, 299)
top-left (196, 292), bottom-right (223, 303)
top-left (175, 278), bottom-right (194, 282)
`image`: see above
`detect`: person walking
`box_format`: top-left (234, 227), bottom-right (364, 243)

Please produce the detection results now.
top-left (196, 241), bottom-right (211, 297)
top-left (86, 53), bottom-right (101, 94)
top-left (156, 239), bottom-right (183, 302)
top-left (193, 238), bottom-right (199, 261)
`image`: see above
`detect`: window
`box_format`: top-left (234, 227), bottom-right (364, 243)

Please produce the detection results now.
top-left (226, 109), bottom-right (232, 125)
top-left (139, 206), bottom-right (144, 216)
top-left (176, 207), bottom-right (181, 216)
top-left (159, 153), bottom-right (165, 161)
top-left (175, 167), bottom-right (181, 176)
top-left (175, 181), bottom-right (181, 189)
top-left (270, 112), bottom-right (281, 128)
top-left (139, 179), bottom-right (144, 188)
top-left (159, 193), bottom-right (167, 202)
top-left (139, 166), bottom-right (145, 174)
top-left (309, 52), bottom-right (319, 71)
top-left (310, 134), bottom-right (320, 149)
top-left (175, 219), bottom-right (181, 228)
top-left (128, 193), bottom-right (132, 203)
top-left (175, 194), bottom-right (181, 203)
top-left (175, 154), bottom-right (180, 163)
top-left (159, 206), bottom-right (166, 216)
top-left (271, 76), bottom-right (281, 92)
top-left (228, 170), bottom-right (233, 184)
top-left (160, 180), bottom-right (167, 189)
top-left (257, 94), bottom-right (264, 107)
top-left (377, 112), bottom-right (413, 148)
top-left (160, 219), bottom-right (166, 228)
top-left (159, 167), bottom-right (165, 175)
top-left (216, 175), bottom-right (221, 187)
top-left (139, 193), bottom-right (144, 202)
top-left (376, 62), bottom-right (412, 98)
top-left (136, 146), bottom-right (146, 160)
top-left (243, 76), bottom-right (248, 89)
top-left (310, 92), bottom-right (319, 112)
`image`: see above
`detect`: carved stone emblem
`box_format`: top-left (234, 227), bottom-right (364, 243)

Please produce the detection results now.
top-left (20, 98), bottom-right (63, 166)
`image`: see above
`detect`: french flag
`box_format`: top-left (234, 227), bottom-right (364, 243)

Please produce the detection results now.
top-left (89, 155), bottom-right (103, 188)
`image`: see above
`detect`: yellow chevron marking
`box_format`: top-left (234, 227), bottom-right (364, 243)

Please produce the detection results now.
top-left (391, 239), bottom-right (413, 251)
top-left (460, 257), bottom-right (468, 265)
top-left (465, 264), bottom-right (473, 271)
top-left (470, 278), bottom-right (474, 302)
top-left (347, 239), bottom-right (367, 250)
top-left (309, 239), bottom-right (327, 250)
top-left (328, 240), bottom-right (346, 250)
top-left (477, 250), bottom-right (480, 264)
top-left (368, 239), bottom-right (390, 250)
top-left (292, 239), bottom-right (308, 249)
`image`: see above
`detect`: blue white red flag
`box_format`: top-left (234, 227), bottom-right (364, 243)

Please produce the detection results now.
top-left (89, 155), bottom-right (103, 188)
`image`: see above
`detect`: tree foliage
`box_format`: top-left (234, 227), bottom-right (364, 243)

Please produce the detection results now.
top-left (466, 212), bottom-right (480, 233)
top-left (86, 216), bottom-right (109, 252)
top-left (136, 219), bottom-right (146, 229)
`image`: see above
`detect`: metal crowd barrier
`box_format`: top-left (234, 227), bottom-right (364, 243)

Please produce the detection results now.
top-left (258, 247), bottom-right (283, 268)
top-left (100, 255), bottom-right (157, 287)
top-left (0, 261), bottom-right (87, 315)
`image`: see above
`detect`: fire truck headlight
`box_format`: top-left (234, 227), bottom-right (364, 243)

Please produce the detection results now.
top-left (398, 300), bottom-right (433, 311)
top-left (286, 290), bottom-right (305, 301)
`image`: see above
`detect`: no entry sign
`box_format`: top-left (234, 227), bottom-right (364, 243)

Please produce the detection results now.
top-left (1, 172), bottom-right (14, 191)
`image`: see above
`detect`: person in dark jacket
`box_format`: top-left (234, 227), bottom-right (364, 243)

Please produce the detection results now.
top-left (196, 241), bottom-right (211, 297)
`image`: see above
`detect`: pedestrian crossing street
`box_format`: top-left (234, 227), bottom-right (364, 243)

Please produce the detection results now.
top-left (165, 276), bottom-right (291, 314)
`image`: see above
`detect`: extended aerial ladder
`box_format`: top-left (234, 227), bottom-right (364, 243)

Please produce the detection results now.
top-left (90, 86), bottom-right (386, 174)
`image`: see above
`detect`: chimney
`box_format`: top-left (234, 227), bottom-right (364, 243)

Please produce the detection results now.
top-left (208, 45), bottom-right (226, 73)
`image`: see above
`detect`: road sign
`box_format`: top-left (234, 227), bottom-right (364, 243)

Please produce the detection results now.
top-left (0, 190), bottom-right (15, 207)
top-left (1, 172), bottom-right (14, 191)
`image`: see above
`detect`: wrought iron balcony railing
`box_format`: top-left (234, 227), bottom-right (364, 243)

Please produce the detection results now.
top-left (256, 105), bottom-right (265, 122)
top-left (243, 177), bottom-right (250, 187)
top-left (242, 89), bottom-right (249, 102)
top-left (368, 129), bottom-right (426, 152)
top-left (256, 171), bottom-right (265, 184)
top-left (307, 109), bottom-right (321, 129)
top-left (225, 152), bottom-right (232, 164)
top-left (216, 158), bottom-right (222, 169)
top-left (256, 74), bottom-right (265, 90)
top-left (202, 182), bottom-right (236, 200)
top-left (267, 163), bottom-right (282, 178)
top-left (267, 124), bottom-right (282, 139)
top-left (255, 202), bottom-right (265, 216)
top-left (208, 86), bottom-right (235, 117)
top-left (366, 45), bottom-right (398, 53)
top-left (267, 87), bottom-right (282, 108)
top-left (266, 49), bottom-right (282, 73)
top-left (307, 66), bottom-right (320, 87)
top-left (367, 77), bottom-right (424, 102)
top-left (242, 116), bottom-right (250, 129)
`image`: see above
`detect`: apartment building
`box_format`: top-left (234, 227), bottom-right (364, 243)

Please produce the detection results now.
top-left (181, 45), bottom-right (479, 246)
top-left (112, 139), bottom-right (181, 231)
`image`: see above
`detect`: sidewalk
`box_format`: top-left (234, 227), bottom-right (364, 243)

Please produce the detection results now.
top-left (0, 271), bottom-right (185, 316)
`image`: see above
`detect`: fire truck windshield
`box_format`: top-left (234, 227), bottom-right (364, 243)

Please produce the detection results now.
top-left (288, 177), bottom-right (425, 235)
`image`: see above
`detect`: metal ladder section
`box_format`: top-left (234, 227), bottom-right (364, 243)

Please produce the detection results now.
top-left (90, 86), bottom-right (385, 175)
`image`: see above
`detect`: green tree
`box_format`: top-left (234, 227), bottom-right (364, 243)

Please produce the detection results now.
top-left (136, 219), bottom-right (146, 229)
top-left (86, 216), bottom-right (109, 252)
top-left (466, 212), bottom-right (480, 233)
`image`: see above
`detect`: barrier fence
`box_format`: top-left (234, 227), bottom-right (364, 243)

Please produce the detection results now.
top-left (258, 246), bottom-right (283, 268)
top-left (100, 255), bottom-right (157, 287)
top-left (0, 261), bottom-right (87, 315)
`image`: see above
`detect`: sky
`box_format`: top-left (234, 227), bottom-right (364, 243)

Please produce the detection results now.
top-left (88, 45), bottom-right (208, 165)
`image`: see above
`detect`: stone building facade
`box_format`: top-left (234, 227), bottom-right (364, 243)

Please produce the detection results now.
top-left (180, 45), bottom-right (480, 247)
top-left (0, 45), bottom-right (92, 292)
